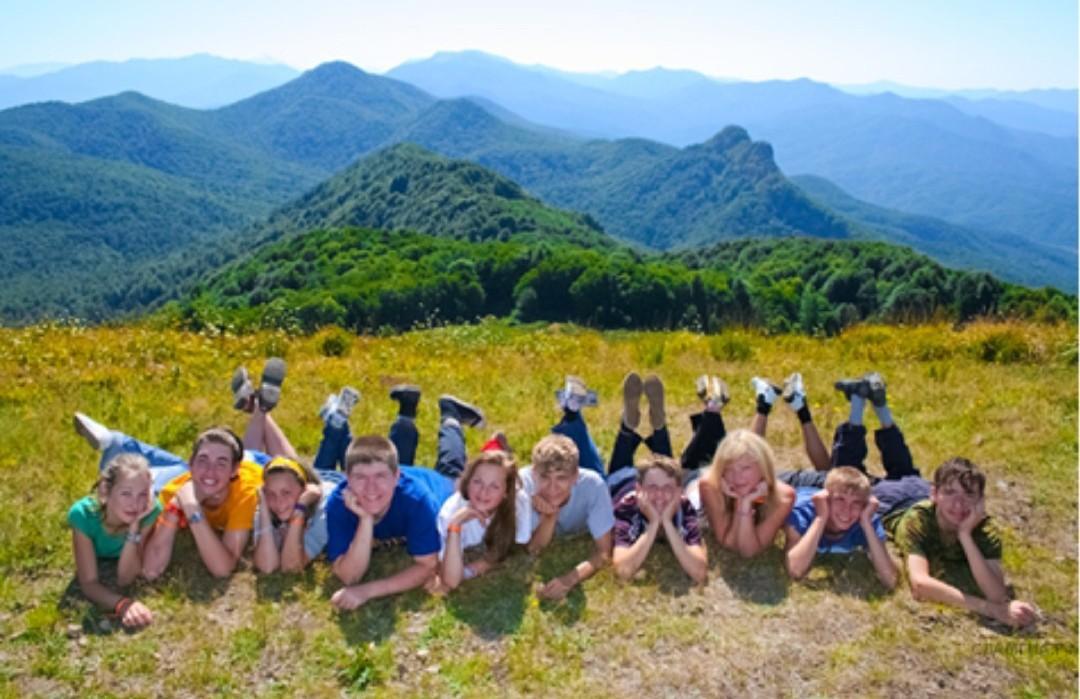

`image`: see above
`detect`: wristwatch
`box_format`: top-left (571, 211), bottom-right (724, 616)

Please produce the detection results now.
top-left (187, 509), bottom-right (206, 526)
top-left (125, 531), bottom-right (142, 544)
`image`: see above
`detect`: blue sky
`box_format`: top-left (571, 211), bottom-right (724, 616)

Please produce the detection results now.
top-left (2, 0), bottom-right (1076, 89)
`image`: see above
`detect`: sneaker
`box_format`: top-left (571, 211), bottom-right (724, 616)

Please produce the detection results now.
top-left (863, 372), bottom-right (887, 407)
top-left (556, 375), bottom-right (598, 412)
top-left (782, 372), bottom-right (806, 408)
top-left (695, 375), bottom-right (730, 408)
top-left (438, 395), bottom-right (485, 428)
top-left (318, 393), bottom-right (340, 422)
top-left (73, 412), bottom-right (114, 451)
top-left (257, 358), bottom-right (287, 412)
top-left (231, 366), bottom-right (255, 411)
top-left (621, 372), bottom-right (643, 431)
top-left (751, 377), bottom-right (781, 406)
top-left (643, 374), bottom-right (666, 432)
top-left (389, 384), bottom-right (421, 417)
top-left (833, 378), bottom-right (870, 401)
top-left (336, 387), bottom-right (361, 417)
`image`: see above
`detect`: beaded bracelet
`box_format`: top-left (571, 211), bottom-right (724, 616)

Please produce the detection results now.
top-left (113, 597), bottom-right (133, 618)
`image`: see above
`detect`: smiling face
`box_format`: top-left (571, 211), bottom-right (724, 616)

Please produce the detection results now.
top-left (190, 441), bottom-right (237, 501)
top-left (466, 463), bottom-right (509, 516)
top-left (722, 454), bottom-right (764, 498)
top-left (932, 481), bottom-right (980, 531)
top-left (826, 490), bottom-right (865, 534)
top-left (347, 461), bottom-right (398, 517)
top-left (639, 467), bottom-right (680, 513)
top-left (536, 467), bottom-right (577, 509)
top-left (103, 472), bottom-right (152, 528)
top-left (263, 471), bottom-right (304, 521)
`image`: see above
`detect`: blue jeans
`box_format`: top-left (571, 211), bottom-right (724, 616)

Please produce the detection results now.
top-left (104, 432), bottom-right (344, 490)
top-left (313, 415), bottom-right (419, 472)
top-left (551, 411), bottom-right (604, 476)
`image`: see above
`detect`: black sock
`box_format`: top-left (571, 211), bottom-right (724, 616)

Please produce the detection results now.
top-left (562, 408), bottom-right (580, 422)
top-left (756, 397), bottom-right (773, 416)
top-left (398, 401), bottom-right (418, 419)
top-left (797, 405), bottom-right (812, 424)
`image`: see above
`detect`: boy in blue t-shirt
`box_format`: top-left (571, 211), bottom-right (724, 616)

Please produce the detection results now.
top-left (782, 466), bottom-right (897, 589)
top-left (325, 435), bottom-right (455, 610)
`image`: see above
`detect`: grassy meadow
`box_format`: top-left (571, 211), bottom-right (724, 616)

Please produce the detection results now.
top-left (0, 319), bottom-right (1075, 697)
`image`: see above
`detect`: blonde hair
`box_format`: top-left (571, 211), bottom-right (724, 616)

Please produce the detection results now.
top-left (531, 434), bottom-right (579, 476)
top-left (709, 429), bottom-right (778, 504)
top-left (824, 466), bottom-right (871, 500)
top-left (94, 453), bottom-right (152, 514)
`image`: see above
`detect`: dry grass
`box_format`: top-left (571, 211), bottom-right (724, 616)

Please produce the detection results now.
top-left (0, 319), bottom-right (1075, 697)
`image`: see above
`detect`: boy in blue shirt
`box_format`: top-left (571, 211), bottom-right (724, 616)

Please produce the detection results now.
top-left (783, 466), bottom-right (897, 588)
top-left (325, 435), bottom-right (456, 610)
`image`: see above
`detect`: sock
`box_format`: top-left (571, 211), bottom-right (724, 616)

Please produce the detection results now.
top-left (562, 408), bottom-right (580, 422)
top-left (874, 403), bottom-right (894, 428)
top-left (756, 396), bottom-right (773, 416)
top-left (797, 405), bottom-right (812, 424)
top-left (849, 395), bottom-right (866, 426)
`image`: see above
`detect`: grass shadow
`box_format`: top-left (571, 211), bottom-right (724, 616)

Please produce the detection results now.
top-left (628, 543), bottom-right (698, 597)
top-left (799, 554), bottom-right (892, 601)
top-left (713, 546), bottom-right (791, 605)
top-left (254, 564), bottom-right (319, 603)
top-left (533, 535), bottom-right (594, 626)
top-left (328, 545), bottom-right (428, 646)
top-left (144, 535), bottom-right (233, 603)
top-left (444, 548), bottom-right (530, 639)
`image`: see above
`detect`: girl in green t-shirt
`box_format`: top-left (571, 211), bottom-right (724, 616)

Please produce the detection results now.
top-left (68, 453), bottom-right (160, 630)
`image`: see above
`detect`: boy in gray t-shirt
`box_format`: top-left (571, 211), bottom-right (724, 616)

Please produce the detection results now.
top-left (521, 434), bottom-right (614, 600)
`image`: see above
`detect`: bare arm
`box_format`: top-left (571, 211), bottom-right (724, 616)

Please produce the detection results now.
top-left (332, 513), bottom-right (375, 584)
top-left (662, 517), bottom-right (707, 584)
top-left (783, 521), bottom-right (823, 580)
top-left (188, 518), bottom-right (247, 578)
top-left (612, 521), bottom-right (659, 580)
top-left (252, 500), bottom-right (280, 574)
top-left (698, 479), bottom-right (733, 546)
top-left (958, 502), bottom-right (1007, 603)
top-left (73, 531), bottom-right (124, 610)
top-left (784, 490), bottom-right (827, 580)
top-left (141, 512), bottom-right (179, 580)
top-left (526, 496), bottom-right (559, 556)
top-left (440, 528), bottom-right (468, 590)
top-left (859, 499), bottom-right (897, 590)
top-left (280, 486), bottom-right (321, 574)
top-left (906, 554), bottom-right (1035, 627)
top-left (116, 521), bottom-right (153, 586)
top-left (538, 531), bottom-right (612, 600)
top-left (331, 554), bottom-right (438, 610)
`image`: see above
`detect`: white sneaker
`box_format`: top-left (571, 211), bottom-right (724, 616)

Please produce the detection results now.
top-left (73, 412), bottom-right (114, 451)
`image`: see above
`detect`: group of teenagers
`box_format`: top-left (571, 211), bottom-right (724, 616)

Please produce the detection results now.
top-left (68, 358), bottom-right (1039, 631)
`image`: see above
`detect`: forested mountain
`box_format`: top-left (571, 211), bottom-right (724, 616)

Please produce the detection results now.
top-left (236, 143), bottom-right (610, 249)
top-left (387, 51), bottom-right (1077, 252)
top-left (1, 61), bottom-right (1073, 323)
top-left (792, 175), bottom-right (1076, 291)
top-left (181, 225), bottom-right (1074, 337)
top-left (0, 54), bottom-right (298, 110)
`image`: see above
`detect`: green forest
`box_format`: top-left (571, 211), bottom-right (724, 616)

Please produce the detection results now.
top-left (177, 227), bottom-right (1074, 336)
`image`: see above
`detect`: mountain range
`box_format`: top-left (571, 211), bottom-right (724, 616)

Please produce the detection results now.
top-left (387, 51), bottom-right (1077, 252)
top-left (0, 59), bottom-right (1074, 323)
top-left (0, 54), bottom-right (299, 110)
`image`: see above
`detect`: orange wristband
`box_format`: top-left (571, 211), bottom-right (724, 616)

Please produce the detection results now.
top-left (448, 524), bottom-right (462, 534)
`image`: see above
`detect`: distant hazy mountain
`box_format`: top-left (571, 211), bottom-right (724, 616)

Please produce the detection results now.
top-left (793, 175), bottom-right (1075, 291)
top-left (941, 96), bottom-right (1076, 139)
top-left (836, 81), bottom-right (1078, 114)
top-left (0, 62), bottom-right (72, 77)
top-left (387, 51), bottom-right (1077, 251)
top-left (0, 54), bottom-right (299, 109)
top-left (1, 60), bottom-right (1071, 322)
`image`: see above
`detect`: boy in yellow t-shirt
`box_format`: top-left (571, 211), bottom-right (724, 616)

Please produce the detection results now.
top-left (142, 428), bottom-right (262, 579)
